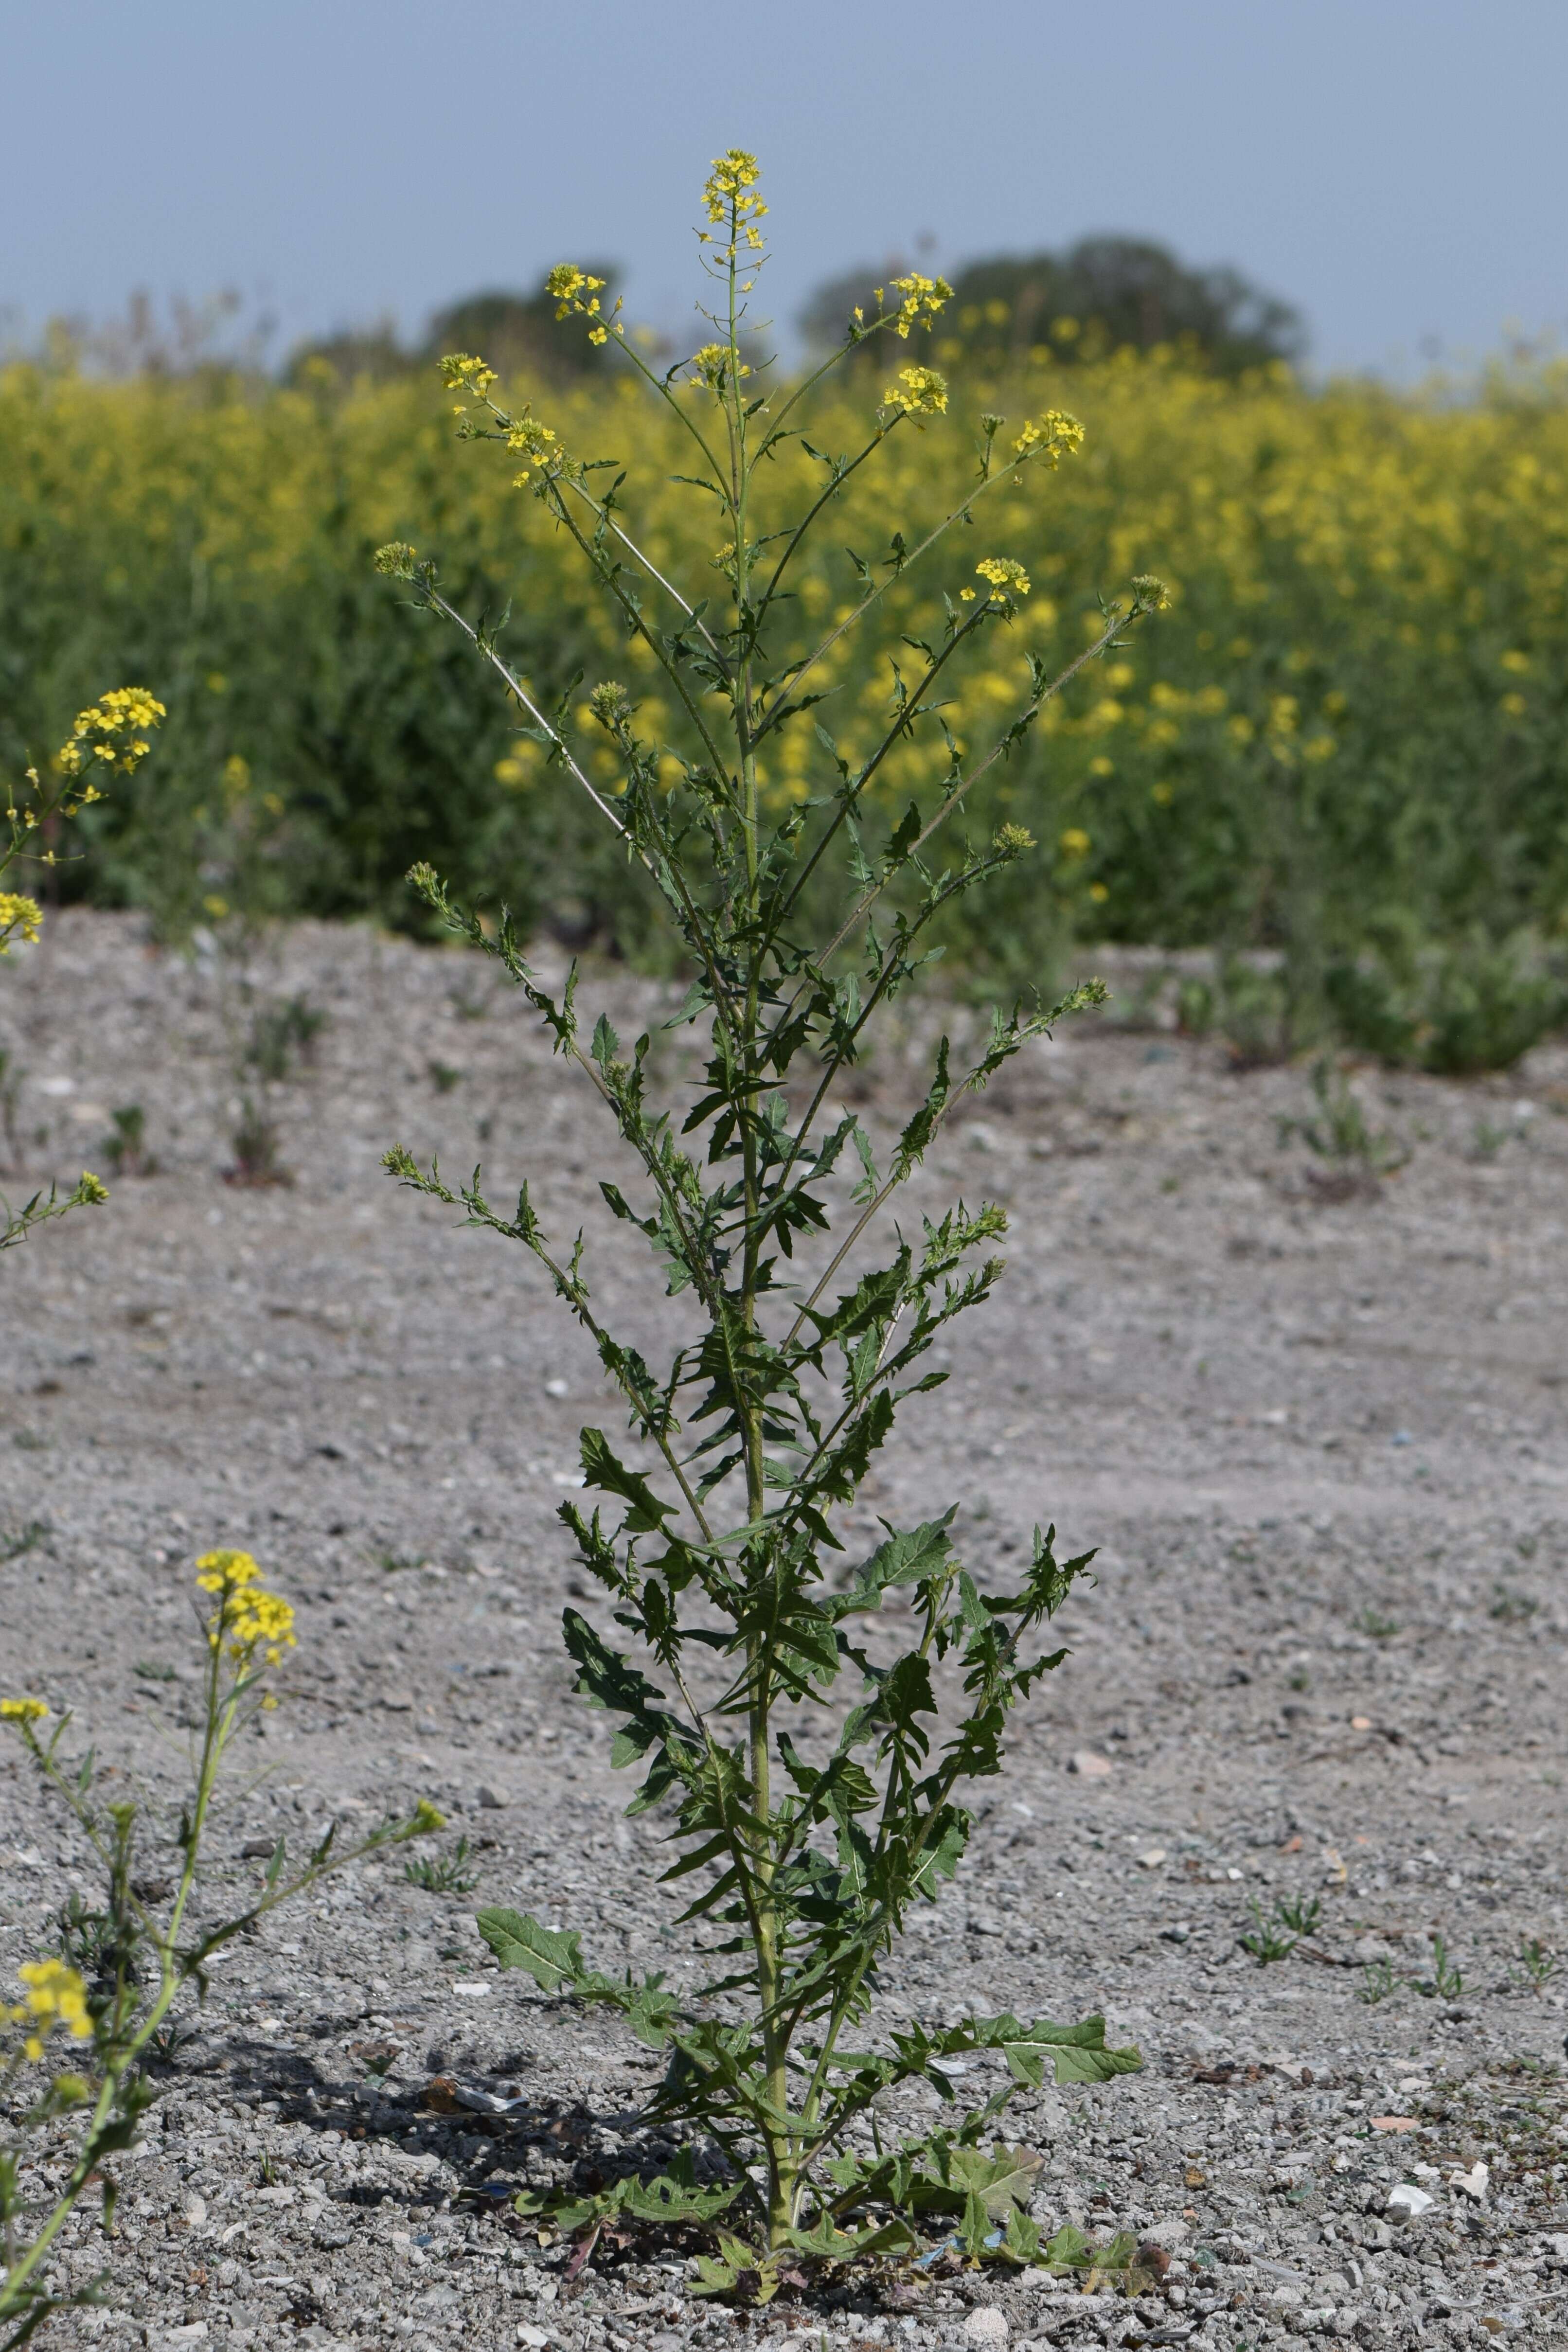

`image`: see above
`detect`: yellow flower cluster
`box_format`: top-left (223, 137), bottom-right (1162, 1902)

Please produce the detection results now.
top-left (691, 342), bottom-right (750, 389)
top-left (7, 1959), bottom-right (91, 2062)
top-left (701, 148), bottom-right (768, 251)
top-left (882, 365), bottom-right (949, 421)
top-left (504, 410), bottom-right (560, 485)
top-left (0, 890), bottom-right (43, 952)
top-left (0, 1695), bottom-right (49, 1722)
top-left (196, 1549), bottom-right (297, 1666)
top-left (55, 687), bottom-right (166, 780)
top-left (1012, 410), bottom-right (1087, 466)
top-left (976, 557), bottom-right (1032, 600)
top-left (888, 271), bottom-right (953, 338)
top-left (438, 353), bottom-right (498, 397)
top-left (544, 267), bottom-right (619, 346)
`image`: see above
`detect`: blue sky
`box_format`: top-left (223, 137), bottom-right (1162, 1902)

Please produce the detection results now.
top-left (5, 0), bottom-right (1566, 376)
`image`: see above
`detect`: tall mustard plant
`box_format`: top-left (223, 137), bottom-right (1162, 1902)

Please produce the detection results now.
top-left (0, 1552), bottom-right (441, 2349)
top-left (382, 150), bottom-right (1165, 2285)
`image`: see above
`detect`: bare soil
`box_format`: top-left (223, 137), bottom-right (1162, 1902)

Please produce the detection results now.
top-left (5, 910), bottom-right (1568, 2351)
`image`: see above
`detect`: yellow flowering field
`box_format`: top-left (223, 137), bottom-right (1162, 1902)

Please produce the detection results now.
top-left (2, 351), bottom-right (1566, 985)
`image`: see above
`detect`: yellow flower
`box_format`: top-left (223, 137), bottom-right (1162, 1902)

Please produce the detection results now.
top-left (0, 1696), bottom-right (49, 1722)
top-left (195, 1547), bottom-right (262, 1593)
top-left (12, 1959), bottom-right (92, 2057)
top-left (1500, 691), bottom-right (1528, 717)
top-left (436, 352), bottom-right (498, 395)
top-left (882, 365), bottom-right (948, 421)
top-left (55, 687), bottom-right (165, 778)
top-left (702, 148), bottom-right (766, 229)
top-left (199, 1549), bottom-right (296, 1666)
top-left (1058, 827), bottom-right (1091, 857)
top-left (888, 271), bottom-right (952, 338)
top-left (1088, 881), bottom-right (1109, 903)
top-left (0, 891), bottom-right (43, 952)
top-left (1011, 410), bottom-right (1086, 466)
top-left (1499, 648), bottom-right (1531, 673)
top-left (504, 411), bottom-right (560, 482)
top-left (975, 557), bottom-right (1031, 600)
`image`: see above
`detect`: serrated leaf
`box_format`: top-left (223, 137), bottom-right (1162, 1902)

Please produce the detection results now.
top-left (475, 1907), bottom-right (585, 1992)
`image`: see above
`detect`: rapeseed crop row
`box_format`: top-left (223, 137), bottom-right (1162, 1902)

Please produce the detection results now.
top-left (3, 352), bottom-right (1565, 1019)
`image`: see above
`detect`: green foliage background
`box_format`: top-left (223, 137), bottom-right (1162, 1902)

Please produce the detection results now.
top-left (5, 352), bottom-right (1568, 996)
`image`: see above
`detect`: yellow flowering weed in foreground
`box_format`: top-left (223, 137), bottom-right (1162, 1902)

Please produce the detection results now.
top-left (0, 1542), bottom-right (442, 2344)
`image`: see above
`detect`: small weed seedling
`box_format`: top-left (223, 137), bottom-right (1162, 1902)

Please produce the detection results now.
top-left (99, 1104), bottom-right (155, 1176)
top-left (246, 992), bottom-right (327, 1082)
top-left (1239, 1898), bottom-right (1298, 1964)
top-left (1274, 1893), bottom-right (1321, 1938)
top-left (1354, 1605), bottom-right (1399, 1641)
top-left (1515, 1937), bottom-right (1558, 1994)
top-left (1490, 1585), bottom-right (1538, 1623)
top-left (1357, 1958), bottom-right (1400, 2005)
top-left (428, 1059), bottom-right (464, 1093)
top-left (226, 1095), bottom-right (290, 1187)
top-left (379, 147), bottom-right (1167, 2290)
top-left (1278, 1056), bottom-right (1407, 1200)
top-left (405, 1836), bottom-right (479, 1895)
top-left (1417, 1934), bottom-right (1464, 2001)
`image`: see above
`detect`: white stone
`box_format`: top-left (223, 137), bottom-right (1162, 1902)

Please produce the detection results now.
top-left (1387, 2183), bottom-right (1434, 2220)
top-left (963, 2310), bottom-right (1009, 2349)
top-left (1450, 2160), bottom-right (1489, 2202)
top-left (1068, 1748), bottom-right (1113, 1778)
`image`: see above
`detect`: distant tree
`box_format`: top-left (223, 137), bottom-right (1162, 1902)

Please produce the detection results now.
top-left (421, 269), bottom-right (624, 384)
top-left (802, 237), bottom-right (1304, 376)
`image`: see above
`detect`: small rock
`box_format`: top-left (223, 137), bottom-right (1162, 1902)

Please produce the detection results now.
top-left (1450, 2160), bottom-right (1489, 2202)
top-left (963, 2309), bottom-right (1009, 2349)
top-left (1136, 1849), bottom-right (1167, 1869)
top-left (240, 1836), bottom-right (276, 1859)
top-left (1370, 2116), bottom-right (1420, 2134)
top-left (1160, 1923), bottom-right (1191, 1942)
top-left (1387, 2183), bottom-right (1434, 2221)
top-left (181, 2191), bottom-right (207, 2225)
top-left (478, 1782), bottom-right (511, 1809)
top-left (1068, 1749), bottom-right (1113, 1778)
top-left (517, 2328), bottom-right (549, 2349)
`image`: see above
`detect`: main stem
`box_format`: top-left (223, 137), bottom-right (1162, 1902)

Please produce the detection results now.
top-left (719, 224), bottom-right (792, 2247)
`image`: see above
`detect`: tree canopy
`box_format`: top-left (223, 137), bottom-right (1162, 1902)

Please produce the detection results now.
top-left (802, 236), bottom-right (1304, 376)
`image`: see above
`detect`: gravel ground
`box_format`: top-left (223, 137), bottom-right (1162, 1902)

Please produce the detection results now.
top-left (5, 910), bottom-right (1568, 2352)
